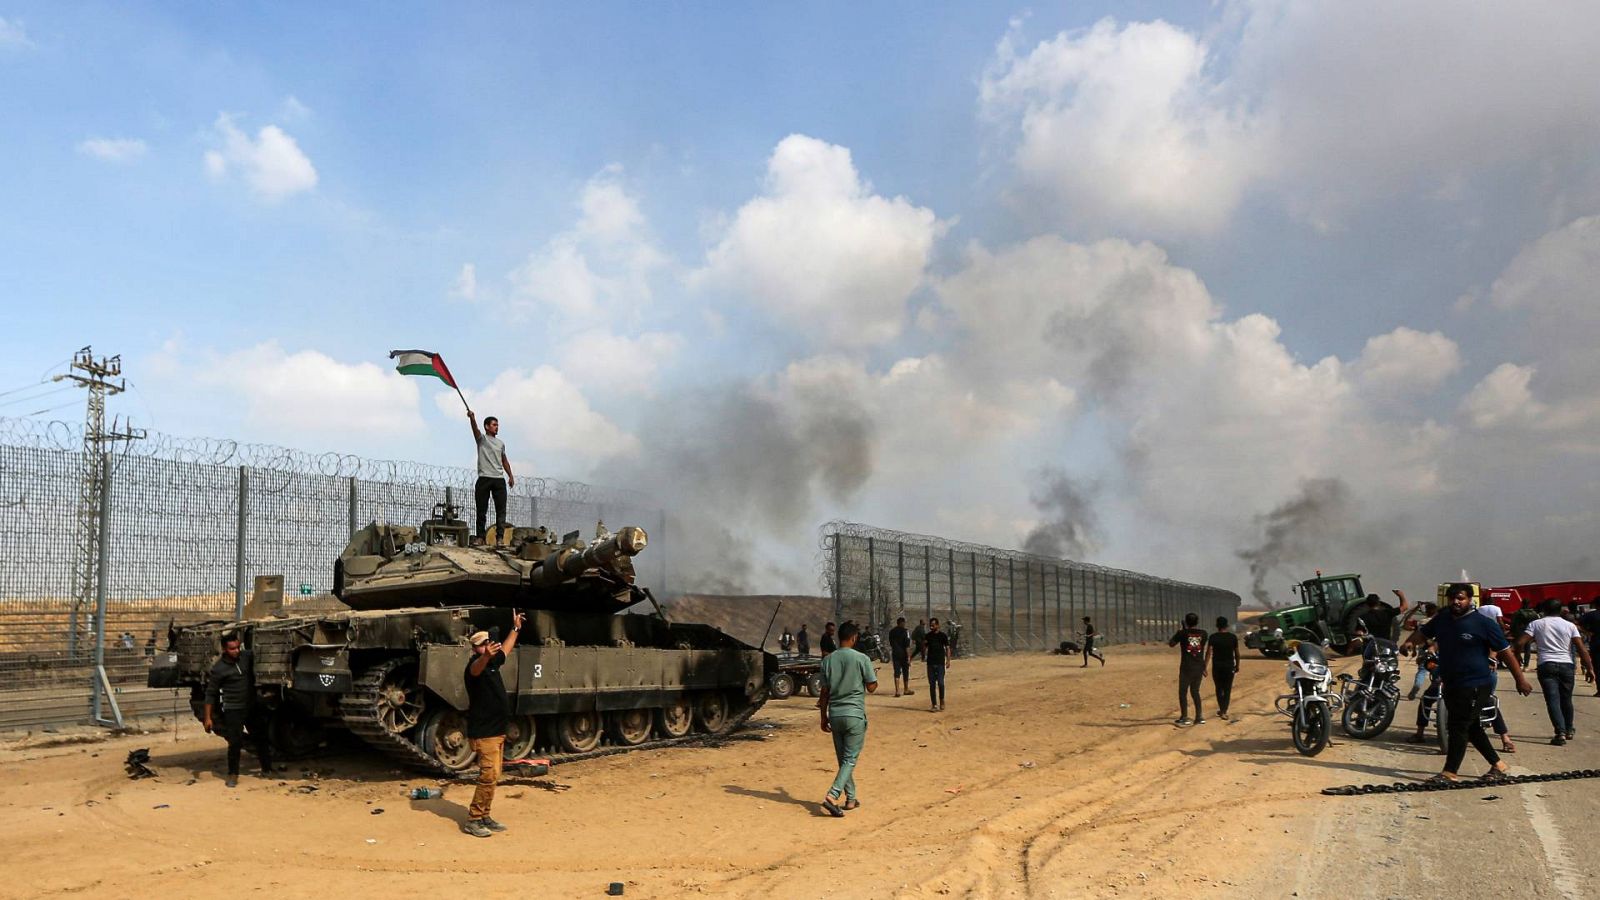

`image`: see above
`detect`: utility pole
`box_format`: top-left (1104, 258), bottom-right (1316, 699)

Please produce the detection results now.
top-left (54, 347), bottom-right (144, 658)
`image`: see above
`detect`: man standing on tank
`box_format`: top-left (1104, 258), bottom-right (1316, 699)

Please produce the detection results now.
top-left (817, 621), bottom-right (877, 817)
top-left (202, 632), bottom-right (272, 788)
top-left (924, 618), bottom-right (952, 711)
top-left (461, 611), bottom-right (523, 838)
top-left (888, 617), bottom-right (914, 697)
top-left (467, 411), bottom-right (515, 543)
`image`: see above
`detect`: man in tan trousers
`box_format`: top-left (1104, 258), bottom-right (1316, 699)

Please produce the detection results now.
top-left (461, 610), bottom-right (522, 837)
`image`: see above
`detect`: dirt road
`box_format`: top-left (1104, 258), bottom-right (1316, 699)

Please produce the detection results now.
top-left (3, 644), bottom-right (1595, 898)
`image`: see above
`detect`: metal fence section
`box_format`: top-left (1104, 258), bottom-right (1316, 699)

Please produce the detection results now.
top-left (821, 521), bottom-right (1239, 656)
top-left (0, 416), bottom-right (663, 731)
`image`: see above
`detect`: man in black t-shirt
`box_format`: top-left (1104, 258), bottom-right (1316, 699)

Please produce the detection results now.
top-left (1169, 612), bottom-right (1209, 726)
top-left (888, 617), bottom-right (914, 697)
top-left (821, 622), bottom-right (838, 657)
top-left (1081, 617), bottom-right (1105, 667)
top-left (924, 618), bottom-right (952, 711)
top-left (1580, 601), bottom-right (1600, 697)
top-left (911, 620), bottom-right (927, 660)
top-left (461, 610), bottom-right (522, 838)
top-left (1203, 617), bottom-right (1241, 720)
top-left (797, 624), bottom-right (811, 658)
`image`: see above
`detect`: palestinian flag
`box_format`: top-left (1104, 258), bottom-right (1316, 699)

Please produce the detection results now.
top-left (389, 349), bottom-right (458, 388)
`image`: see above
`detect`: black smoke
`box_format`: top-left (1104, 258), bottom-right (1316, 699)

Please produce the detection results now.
top-left (1022, 467), bottom-right (1099, 560)
top-left (1236, 478), bottom-right (1352, 607)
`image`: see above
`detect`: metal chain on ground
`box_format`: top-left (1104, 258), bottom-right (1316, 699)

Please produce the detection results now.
top-left (1322, 769), bottom-right (1600, 796)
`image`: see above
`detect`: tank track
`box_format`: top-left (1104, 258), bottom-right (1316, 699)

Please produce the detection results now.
top-left (339, 656), bottom-right (770, 780)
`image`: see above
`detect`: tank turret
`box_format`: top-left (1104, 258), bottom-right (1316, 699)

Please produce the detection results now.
top-left (332, 497), bottom-right (650, 612)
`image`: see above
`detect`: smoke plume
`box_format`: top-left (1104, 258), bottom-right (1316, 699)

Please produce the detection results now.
top-left (1021, 467), bottom-right (1099, 560)
top-left (1235, 478), bottom-right (1352, 607)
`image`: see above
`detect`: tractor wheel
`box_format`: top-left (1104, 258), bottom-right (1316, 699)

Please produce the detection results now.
top-left (805, 672), bottom-right (824, 697)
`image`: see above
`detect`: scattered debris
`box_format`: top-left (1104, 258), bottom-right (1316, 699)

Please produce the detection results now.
top-left (944, 786), bottom-right (962, 794)
top-left (365, 838), bottom-right (377, 844)
top-left (1018, 761), bottom-right (1035, 769)
top-left (125, 748), bottom-right (156, 780)
top-left (607, 882), bottom-right (625, 896)
top-left (371, 808), bottom-right (384, 815)
top-left (1482, 795), bottom-right (1501, 802)
top-left (294, 785), bottom-right (319, 794)
top-left (153, 804), bottom-right (170, 809)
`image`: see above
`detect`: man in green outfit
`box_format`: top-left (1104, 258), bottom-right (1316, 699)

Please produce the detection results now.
top-left (817, 620), bottom-right (877, 817)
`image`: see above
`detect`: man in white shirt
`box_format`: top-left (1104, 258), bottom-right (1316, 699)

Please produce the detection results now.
top-left (467, 411), bottom-right (515, 542)
top-left (1516, 599), bottom-right (1595, 745)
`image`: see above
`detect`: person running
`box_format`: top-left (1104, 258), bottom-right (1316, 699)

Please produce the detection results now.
top-left (1403, 583), bottom-right (1533, 783)
top-left (924, 618), bottom-right (952, 712)
top-left (887, 617), bottom-right (914, 697)
top-left (1203, 617), bottom-right (1240, 720)
top-left (1169, 613), bottom-right (1209, 726)
top-left (1081, 616), bottom-right (1104, 667)
top-left (1516, 598), bottom-right (1595, 744)
top-left (817, 622), bottom-right (877, 817)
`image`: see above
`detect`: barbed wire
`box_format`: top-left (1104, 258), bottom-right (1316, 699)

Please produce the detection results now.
top-left (0, 414), bottom-right (655, 508)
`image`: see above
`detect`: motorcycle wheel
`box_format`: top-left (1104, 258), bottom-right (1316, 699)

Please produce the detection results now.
top-left (1342, 694), bottom-right (1397, 739)
top-left (1293, 700), bottom-right (1331, 756)
top-left (1434, 694), bottom-right (1449, 754)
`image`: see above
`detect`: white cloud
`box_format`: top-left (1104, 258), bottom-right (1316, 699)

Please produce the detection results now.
top-left (694, 134), bottom-right (946, 349)
top-left (77, 137), bottom-right (148, 164)
top-left (279, 95), bottom-right (312, 122)
top-left (1355, 327), bottom-right (1461, 396)
top-left (0, 16), bottom-right (31, 49)
top-left (981, 4), bottom-right (1600, 233)
top-left (556, 330), bottom-right (683, 395)
top-left (511, 167), bottom-right (665, 321)
top-left (1462, 363), bottom-right (1542, 430)
top-left (1490, 215), bottom-right (1600, 319)
top-left (440, 365), bottom-right (640, 475)
top-left (450, 263), bottom-right (478, 302)
top-left (980, 17), bottom-right (1259, 235)
top-left (203, 114), bottom-right (318, 202)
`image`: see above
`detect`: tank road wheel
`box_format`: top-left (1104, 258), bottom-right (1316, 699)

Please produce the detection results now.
top-left (557, 711), bottom-right (603, 753)
top-left (655, 697), bottom-right (693, 738)
top-left (267, 704), bottom-right (325, 758)
top-left (767, 672), bottom-right (796, 700)
top-left (418, 707), bottom-right (477, 775)
top-left (503, 715), bottom-right (538, 761)
top-left (693, 692), bottom-right (729, 733)
top-left (805, 672), bottom-right (824, 697)
top-left (376, 663), bottom-right (425, 736)
top-left (607, 709), bottom-right (653, 746)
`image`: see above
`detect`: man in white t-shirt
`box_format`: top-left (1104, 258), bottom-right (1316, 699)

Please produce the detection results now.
top-left (467, 411), bottom-right (515, 542)
top-left (1516, 599), bottom-right (1595, 745)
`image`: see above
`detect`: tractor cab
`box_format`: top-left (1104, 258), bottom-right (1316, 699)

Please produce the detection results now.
top-left (1295, 572), bottom-right (1365, 627)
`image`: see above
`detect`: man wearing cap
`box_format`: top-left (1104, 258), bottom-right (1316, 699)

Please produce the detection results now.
top-left (462, 611), bottom-right (523, 837)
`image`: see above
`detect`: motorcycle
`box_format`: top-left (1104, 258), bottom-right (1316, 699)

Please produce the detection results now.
top-left (1275, 641), bottom-right (1340, 756)
top-left (1338, 638), bottom-right (1401, 739)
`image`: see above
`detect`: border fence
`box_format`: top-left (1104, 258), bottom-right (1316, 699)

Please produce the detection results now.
top-left (0, 416), bottom-right (662, 732)
top-left (821, 522), bottom-right (1239, 656)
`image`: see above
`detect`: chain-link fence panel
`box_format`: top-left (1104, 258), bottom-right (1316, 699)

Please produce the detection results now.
top-left (821, 521), bottom-right (1240, 657)
top-left (0, 416), bottom-right (662, 730)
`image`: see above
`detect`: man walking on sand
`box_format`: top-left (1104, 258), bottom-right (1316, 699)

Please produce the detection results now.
top-left (818, 621), bottom-right (877, 817)
top-left (911, 619), bottom-right (927, 661)
top-left (461, 611), bottom-right (523, 837)
top-left (1169, 613), bottom-right (1209, 726)
top-left (888, 617), bottom-right (914, 697)
top-left (1403, 584), bottom-right (1533, 783)
top-left (1516, 598), bottom-right (1594, 745)
top-left (1203, 617), bottom-right (1241, 720)
top-left (924, 617), bottom-right (952, 712)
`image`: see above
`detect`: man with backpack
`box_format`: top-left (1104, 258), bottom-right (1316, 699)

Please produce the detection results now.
top-left (1169, 613), bottom-right (1209, 726)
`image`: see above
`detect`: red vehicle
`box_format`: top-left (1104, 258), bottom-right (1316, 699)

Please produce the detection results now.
top-left (1487, 581), bottom-right (1600, 615)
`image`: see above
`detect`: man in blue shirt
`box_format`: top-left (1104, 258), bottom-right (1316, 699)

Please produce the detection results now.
top-left (1405, 583), bottom-right (1533, 783)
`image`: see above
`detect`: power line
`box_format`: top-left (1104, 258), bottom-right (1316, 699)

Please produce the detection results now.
top-left (0, 384), bottom-right (74, 409)
top-left (22, 400), bottom-right (81, 418)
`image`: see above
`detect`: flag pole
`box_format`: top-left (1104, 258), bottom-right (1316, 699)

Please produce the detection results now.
top-left (454, 384), bottom-right (472, 415)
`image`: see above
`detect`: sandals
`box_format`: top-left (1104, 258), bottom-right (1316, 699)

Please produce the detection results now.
top-left (843, 799), bottom-right (860, 811)
top-left (1481, 767), bottom-right (1510, 783)
top-left (1405, 732), bottom-right (1429, 744)
top-left (821, 797), bottom-right (845, 818)
top-left (1425, 773), bottom-right (1457, 784)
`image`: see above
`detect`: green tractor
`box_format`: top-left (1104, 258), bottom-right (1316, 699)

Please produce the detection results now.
top-left (1246, 571), bottom-right (1394, 658)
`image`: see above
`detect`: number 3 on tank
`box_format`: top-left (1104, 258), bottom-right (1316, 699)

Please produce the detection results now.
top-left (531, 664), bottom-right (542, 678)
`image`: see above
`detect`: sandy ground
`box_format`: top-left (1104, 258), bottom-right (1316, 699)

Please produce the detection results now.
top-left (3, 644), bottom-right (1596, 899)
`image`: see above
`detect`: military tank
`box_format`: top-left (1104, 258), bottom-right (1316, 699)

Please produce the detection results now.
top-left (151, 499), bottom-right (775, 775)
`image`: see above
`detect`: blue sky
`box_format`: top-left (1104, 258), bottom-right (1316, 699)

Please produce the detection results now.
top-left (4, 2), bottom-right (1599, 596)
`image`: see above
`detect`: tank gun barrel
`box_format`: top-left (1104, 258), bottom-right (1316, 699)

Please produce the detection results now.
top-left (534, 525), bottom-right (648, 586)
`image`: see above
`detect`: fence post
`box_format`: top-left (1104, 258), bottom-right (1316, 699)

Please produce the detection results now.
top-left (969, 552), bottom-right (978, 655)
top-left (989, 554), bottom-right (997, 653)
top-left (896, 541), bottom-right (905, 619)
top-left (1008, 557), bottom-right (1016, 650)
top-left (867, 537), bottom-right (875, 620)
top-left (923, 544), bottom-right (932, 622)
top-left (234, 466), bottom-right (248, 621)
top-left (90, 451), bottom-right (122, 727)
top-left (832, 532), bottom-right (843, 624)
top-left (347, 477), bottom-right (359, 538)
